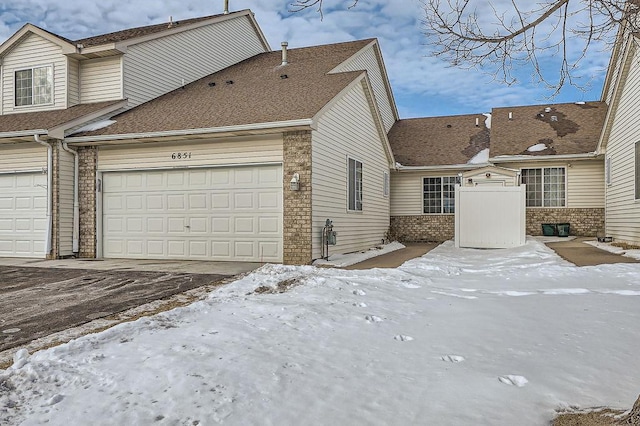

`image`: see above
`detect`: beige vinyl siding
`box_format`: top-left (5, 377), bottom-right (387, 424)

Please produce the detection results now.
top-left (58, 144), bottom-right (74, 256)
top-left (495, 160), bottom-right (604, 208)
top-left (68, 57), bottom-right (79, 106)
top-left (123, 16), bottom-right (266, 108)
top-left (97, 135), bottom-right (283, 171)
top-left (603, 43), bottom-right (640, 244)
top-left (80, 56), bottom-right (122, 103)
top-left (311, 81), bottom-right (390, 259)
top-left (390, 170), bottom-right (463, 216)
top-left (331, 44), bottom-right (395, 133)
top-left (0, 143), bottom-right (47, 172)
top-left (2, 33), bottom-right (67, 113)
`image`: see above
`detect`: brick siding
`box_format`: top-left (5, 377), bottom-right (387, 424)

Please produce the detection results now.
top-left (390, 215), bottom-right (455, 242)
top-left (283, 131), bottom-right (312, 265)
top-left (78, 147), bottom-right (97, 258)
top-left (526, 208), bottom-right (604, 237)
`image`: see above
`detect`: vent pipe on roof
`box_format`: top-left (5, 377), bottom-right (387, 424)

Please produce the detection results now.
top-left (224, 0), bottom-right (229, 14)
top-left (508, 111), bottom-right (513, 120)
top-left (168, 16), bottom-right (174, 29)
top-left (281, 41), bottom-right (289, 66)
top-left (475, 117), bottom-right (479, 127)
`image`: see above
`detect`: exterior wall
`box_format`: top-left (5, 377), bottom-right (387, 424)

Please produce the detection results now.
top-left (68, 57), bottom-right (80, 106)
top-left (2, 33), bottom-right (67, 114)
top-left (331, 43), bottom-right (396, 133)
top-left (390, 215), bottom-right (454, 242)
top-left (96, 136), bottom-right (283, 171)
top-left (78, 147), bottom-right (97, 258)
top-left (57, 142), bottom-right (75, 256)
top-left (604, 42), bottom-right (640, 245)
top-left (494, 160), bottom-right (604, 208)
top-left (0, 142), bottom-right (47, 171)
top-left (283, 131), bottom-right (312, 264)
top-left (311, 81), bottom-right (390, 260)
top-left (526, 208), bottom-right (604, 237)
top-left (391, 170), bottom-right (460, 216)
top-left (123, 15), bottom-right (267, 108)
top-left (80, 56), bottom-right (123, 103)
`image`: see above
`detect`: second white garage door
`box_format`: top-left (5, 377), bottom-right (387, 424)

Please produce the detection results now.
top-left (102, 165), bottom-right (282, 262)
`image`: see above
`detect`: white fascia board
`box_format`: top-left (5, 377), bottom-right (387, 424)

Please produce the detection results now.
top-left (0, 129), bottom-right (48, 139)
top-left (247, 11), bottom-right (271, 51)
top-left (48, 100), bottom-right (129, 139)
top-left (395, 162), bottom-right (492, 172)
top-left (64, 119), bottom-right (314, 144)
top-left (490, 153), bottom-right (601, 163)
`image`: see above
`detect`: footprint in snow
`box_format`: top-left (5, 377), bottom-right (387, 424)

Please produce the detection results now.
top-left (441, 355), bottom-right (465, 363)
top-left (352, 302), bottom-right (368, 308)
top-left (46, 394), bottom-right (64, 406)
top-left (401, 282), bottom-right (422, 289)
top-left (394, 335), bottom-right (414, 342)
top-left (498, 375), bottom-right (528, 387)
top-left (365, 315), bottom-right (383, 323)
top-left (353, 289), bottom-right (366, 296)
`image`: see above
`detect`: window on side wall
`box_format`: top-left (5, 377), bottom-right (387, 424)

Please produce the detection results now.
top-left (348, 158), bottom-right (363, 211)
top-left (521, 167), bottom-right (566, 207)
top-left (423, 176), bottom-right (456, 214)
top-left (15, 65), bottom-right (53, 107)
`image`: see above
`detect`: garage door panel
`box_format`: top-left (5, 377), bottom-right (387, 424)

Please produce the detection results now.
top-left (0, 172), bottom-right (47, 258)
top-left (103, 165), bottom-right (282, 262)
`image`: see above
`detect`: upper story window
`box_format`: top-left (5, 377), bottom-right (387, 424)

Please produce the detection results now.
top-left (15, 65), bottom-right (53, 107)
top-left (521, 167), bottom-right (566, 207)
top-left (348, 157), bottom-right (363, 211)
top-left (423, 176), bottom-right (457, 214)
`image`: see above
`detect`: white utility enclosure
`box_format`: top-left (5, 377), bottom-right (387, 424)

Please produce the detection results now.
top-left (455, 185), bottom-right (526, 249)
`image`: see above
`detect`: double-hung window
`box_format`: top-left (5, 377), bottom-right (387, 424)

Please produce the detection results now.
top-left (15, 65), bottom-right (53, 107)
top-left (423, 177), bottom-right (456, 214)
top-left (348, 158), bottom-right (363, 211)
top-left (521, 167), bottom-right (566, 207)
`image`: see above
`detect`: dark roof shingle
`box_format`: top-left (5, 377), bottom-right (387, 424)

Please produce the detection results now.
top-left (490, 102), bottom-right (607, 157)
top-left (0, 100), bottom-right (124, 134)
top-left (76, 39), bottom-right (373, 137)
top-left (388, 114), bottom-right (490, 167)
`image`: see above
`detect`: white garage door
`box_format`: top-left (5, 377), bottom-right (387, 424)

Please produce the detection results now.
top-left (0, 172), bottom-right (47, 257)
top-left (102, 165), bottom-right (283, 262)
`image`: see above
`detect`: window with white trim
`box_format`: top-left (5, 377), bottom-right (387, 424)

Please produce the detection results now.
top-left (521, 167), bottom-right (566, 207)
top-left (423, 176), bottom-right (456, 214)
top-left (348, 158), bottom-right (363, 211)
top-left (15, 65), bottom-right (53, 107)
top-left (383, 171), bottom-right (389, 197)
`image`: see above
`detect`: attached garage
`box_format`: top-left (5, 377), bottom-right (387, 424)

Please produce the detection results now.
top-left (0, 142), bottom-right (48, 258)
top-left (101, 164), bottom-right (283, 262)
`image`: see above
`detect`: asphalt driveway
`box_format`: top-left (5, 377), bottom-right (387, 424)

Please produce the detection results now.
top-left (0, 263), bottom-right (256, 353)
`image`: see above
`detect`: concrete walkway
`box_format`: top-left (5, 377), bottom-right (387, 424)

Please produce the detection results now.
top-left (546, 237), bottom-right (640, 267)
top-left (345, 242), bottom-right (439, 270)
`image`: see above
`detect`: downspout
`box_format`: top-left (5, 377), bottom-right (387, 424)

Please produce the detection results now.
top-left (62, 142), bottom-right (79, 253)
top-left (34, 134), bottom-right (53, 256)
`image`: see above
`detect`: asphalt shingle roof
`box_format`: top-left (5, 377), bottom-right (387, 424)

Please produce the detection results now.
top-left (388, 114), bottom-right (490, 167)
top-left (490, 102), bottom-right (607, 157)
top-left (77, 39), bottom-right (373, 137)
top-left (0, 100), bottom-right (124, 134)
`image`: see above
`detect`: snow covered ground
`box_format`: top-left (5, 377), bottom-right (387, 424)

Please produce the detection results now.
top-left (2, 239), bottom-right (640, 425)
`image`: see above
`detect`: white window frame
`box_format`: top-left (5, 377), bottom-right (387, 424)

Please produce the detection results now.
top-left (383, 171), bottom-right (390, 198)
top-left (521, 167), bottom-right (567, 207)
top-left (347, 157), bottom-right (363, 212)
top-left (15, 64), bottom-right (54, 107)
top-left (423, 176), bottom-right (457, 214)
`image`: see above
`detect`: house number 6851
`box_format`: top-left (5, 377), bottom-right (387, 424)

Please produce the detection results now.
top-left (171, 152), bottom-right (192, 160)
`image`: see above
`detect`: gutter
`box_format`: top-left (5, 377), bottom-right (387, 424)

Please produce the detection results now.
top-left (64, 119), bottom-right (315, 144)
top-left (0, 129), bottom-right (48, 139)
top-left (61, 142), bottom-right (79, 254)
top-left (33, 134), bottom-right (53, 256)
top-left (395, 162), bottom-right (492, 172)
top-left (489, 152), bottom-right (601, 163)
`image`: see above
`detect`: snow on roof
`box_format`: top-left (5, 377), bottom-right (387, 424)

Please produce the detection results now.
top-left (467, 148), bottom-right (490, 164)
top-left (482, 113), bottom-right (492, 129)
top-left (72, 120), bottom-right (117, 134)
top-left (527, 143), bottom-right (548, 152)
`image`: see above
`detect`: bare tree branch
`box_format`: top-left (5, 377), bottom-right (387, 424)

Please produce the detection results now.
top-left (289, 0), bottom-right (359, 19)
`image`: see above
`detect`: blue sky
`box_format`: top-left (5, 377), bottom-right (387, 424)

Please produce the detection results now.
top-left (0, 0), bottom-right (612, 118)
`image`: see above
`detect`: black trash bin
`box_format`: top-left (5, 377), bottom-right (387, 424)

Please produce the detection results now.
top-left (557, 223), bottom-right (570, 237)
top-left (542, 223), bottom-right (557, 236)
